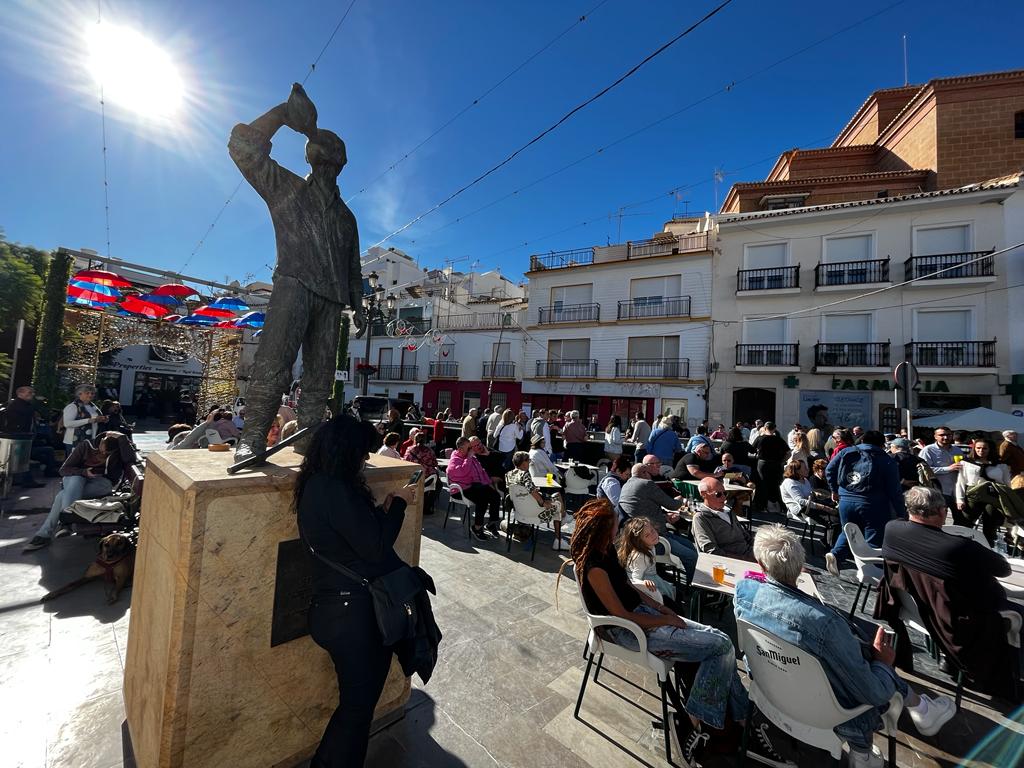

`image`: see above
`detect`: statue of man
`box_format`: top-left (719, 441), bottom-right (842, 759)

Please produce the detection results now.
top-left (228, 84), bottom-right (364, 457)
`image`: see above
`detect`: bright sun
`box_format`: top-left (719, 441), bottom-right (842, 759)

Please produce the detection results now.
top-left (85, 22), bottom-right (184, 119)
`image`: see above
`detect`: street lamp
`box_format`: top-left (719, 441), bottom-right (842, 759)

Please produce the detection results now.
top-left (359, 271), bottom-right (396, 395)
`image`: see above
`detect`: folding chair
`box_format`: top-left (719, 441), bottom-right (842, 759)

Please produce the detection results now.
top-left (844, 523), bottom-right (883, 618)
top-left (737, 619), bottom-right (901, 766)
top-left (572, 565), bottom-right (681, 766)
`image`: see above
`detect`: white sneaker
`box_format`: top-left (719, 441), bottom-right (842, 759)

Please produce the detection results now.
top-left (908, 693), bottom-right (956, 736)
top-left (551, 536), bottom-right (565, 551)
top-left (847, 744), bottom-right (883, 768)
top-left (825, 552), bottom-right (840, 577)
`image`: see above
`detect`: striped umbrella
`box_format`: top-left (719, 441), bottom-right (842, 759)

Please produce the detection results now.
top-left (72, 269), bottom-right (132, 288)
top-left (193, 305), bottom-right (236, 319)
top-left (211, 296), bottom-right (250, 312)
top-left (176, 314), bottom-right (217, 325)
top-left (138, 293), bottom-right (180, 306)
top-left (162, 314), bottom-right (183, 322)
top-left (66, 295), bottom-right (108, 309)
top-left (67, 284), bottom-right (118, 303)
top-left (234, 311), bottom-right (265, 328)
top-left (69, 279), bottom-right (122, 297)
top-left (121, 295), bottom-right (172, 319)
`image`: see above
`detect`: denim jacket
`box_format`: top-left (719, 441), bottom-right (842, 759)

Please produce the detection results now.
top-left (734, 577), bottom-right (902, 743)
top-left (825, 444), bottom-right (905, 517)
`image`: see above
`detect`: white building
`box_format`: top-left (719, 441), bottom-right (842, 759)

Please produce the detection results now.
top-left (711, 173), bottom-right (1023, 431)
top-left (354, 247), bottom-right (528, 412)
top-left (522, 217), bottom-right (714, 427)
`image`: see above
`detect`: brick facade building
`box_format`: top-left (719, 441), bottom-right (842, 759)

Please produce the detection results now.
top-left (722, 69), bottom-right (1024, 213)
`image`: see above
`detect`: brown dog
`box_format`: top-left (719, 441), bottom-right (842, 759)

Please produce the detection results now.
top-left (40, 533), bottom-right (136, 604)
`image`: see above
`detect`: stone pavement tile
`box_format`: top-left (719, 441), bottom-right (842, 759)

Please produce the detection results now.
top-left (47, 639), bottom-right (123, 715)
top-left (0, 602), bottom-right (51, 660)
top-left (419, 672), bottom-right (512, 738)
top-left (45, 690), bottom-right (125, 768)
top-left (542, 702), bottom-right (672, 768)
top-left (0, 649), bottom-right (49, 768)
top-left (478, 714), bottom-right (591, 768)
top-left (367, 696), bottom-right (502, 767)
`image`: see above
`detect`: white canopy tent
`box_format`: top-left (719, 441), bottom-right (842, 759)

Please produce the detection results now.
top-left (913, 407), bottom-right (1024, 433)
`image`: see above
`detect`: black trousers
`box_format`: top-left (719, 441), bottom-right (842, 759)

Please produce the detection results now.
top-left (754, 460), bottom-right (784, 511)
top-left (462, 483), bottom-right (500, 527)
top-left (947, 494), bottom-right (972, 527)
top-left (309, 593), bottom-right (394, 768)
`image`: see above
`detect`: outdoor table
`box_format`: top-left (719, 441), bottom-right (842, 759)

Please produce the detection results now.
top-left (682, 479), bottom-right (751, 494)
top-left (999, 557), bottom-right (1024, 603)
top-left (437, 457), bottom-right (450, 470)
top-left (687, 552), bottom-right (820, 621)
top-left (554, 461), bottom-right (600, 472)
top-left (532, 475), bottom-right (562, 490)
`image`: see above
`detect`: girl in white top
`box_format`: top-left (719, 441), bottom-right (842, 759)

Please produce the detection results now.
top-left (604, 414), bottom-right (623, 460)
top-left (955, 438), bottom-right (1011, 509)
top-left (493, 409), bottom-right (523, 453)
top-left (617, 517), bottom-right (676, 604)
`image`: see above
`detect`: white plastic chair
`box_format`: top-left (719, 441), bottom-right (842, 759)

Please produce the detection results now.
top-left (737, 619), bottom-right (901, 766)
top-left (442, 480), bottom-right (474, 536)
top-left (564, 466), bottom-right (595, 495)
top-left (572, 565), bottom-right (679, 765)
top-left (943, 524), bottom-right (990, 547)
top-left (507, 484), bottom-right (552, 560)
top-left (844, 523), bottom-right (884, 618)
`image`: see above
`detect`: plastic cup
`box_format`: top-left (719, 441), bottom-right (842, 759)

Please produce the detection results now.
top-left (713, 564), bottom-right (726, 584)
top-left (546, 472), bottom-right (553, 485)
top-left (953, 455), bottom-right (962, 463)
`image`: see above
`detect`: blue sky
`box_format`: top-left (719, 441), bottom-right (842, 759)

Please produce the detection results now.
top-left (2, 0), bottom-right (1023, 286)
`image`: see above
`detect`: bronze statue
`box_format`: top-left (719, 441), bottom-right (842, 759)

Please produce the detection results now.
top-left (228, 84), bottom-right (365, 457)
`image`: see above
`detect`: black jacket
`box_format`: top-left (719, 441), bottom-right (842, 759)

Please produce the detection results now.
top-left (395, 568), bottom-right (443, 683)
top-left (0, 397), bottom-right (35, 435)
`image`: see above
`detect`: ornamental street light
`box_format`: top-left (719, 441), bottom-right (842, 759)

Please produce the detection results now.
top-left (360, 271), bottom-right (396, 395)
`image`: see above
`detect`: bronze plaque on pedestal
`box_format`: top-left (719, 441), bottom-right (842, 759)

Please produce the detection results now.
top-left (270, 538), bottom-right (313, 647)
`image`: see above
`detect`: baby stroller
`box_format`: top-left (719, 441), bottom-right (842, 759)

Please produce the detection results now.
top-left (59, 463), bottom-right (143, 538)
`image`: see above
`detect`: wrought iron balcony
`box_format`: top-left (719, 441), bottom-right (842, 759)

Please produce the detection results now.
top-left (814, 342), bottom-right (890, 368)
top-left (428, 361), bottom-right (458, 378)
top-left (815, 258), bottom-right (890, 288)
top-left (905, 341), bottom-right (996, 368)
top-left (538, 302), bottom-right (600, 324)
top-left (617, 295), bottom-right (692, 320)
top-left (614, 358), bottom-right (690, 379)
top-left (904, 251), bottom-right (995, 281)
top-left (535, 359), bottom-right (598, 378)
top-left (371, 364), bottom-right (420, 381)
top-left (529, 248), bottom-right (595, 271)
top-left (483, 361), bottom-right (516, 378)
top-left (735, 343), bottom-right (799, 367)
top-left (736, 265), bottom-right (800, 292)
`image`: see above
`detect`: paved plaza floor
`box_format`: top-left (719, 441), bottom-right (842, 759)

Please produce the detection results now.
top-left (1, 430), bottom-right (1021, 767)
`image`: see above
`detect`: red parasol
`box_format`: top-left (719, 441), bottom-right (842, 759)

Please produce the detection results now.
top-left (193, 305), bottom-right (236, 318)
top-left (151, 283), bottom-right (198, 297)
top-left (121, 295), bottom-right (172, 319)
top-left (67, 284), bottom-right (118, 303)
top-left (214, 320), bottom-right (241, 328)
top-left (73, 269), bottom-right (133, 288)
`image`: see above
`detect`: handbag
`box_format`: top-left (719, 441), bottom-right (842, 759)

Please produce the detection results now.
top-left (299, 526), bottom-right (427, 646)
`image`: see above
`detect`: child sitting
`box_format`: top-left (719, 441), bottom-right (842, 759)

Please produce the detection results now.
top-left (617, 517), bottom-right (677, 604)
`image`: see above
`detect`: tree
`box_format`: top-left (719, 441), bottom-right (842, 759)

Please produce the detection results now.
top-left (332, 314), bottom-right (351, 411)
top-left (0, 243), bottom-right (45, 333)
top-left (32, 249), bottom-right (72, 406)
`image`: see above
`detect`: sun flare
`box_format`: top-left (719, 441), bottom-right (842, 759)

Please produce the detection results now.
top-left (85, 21), bottom-right (184, 119)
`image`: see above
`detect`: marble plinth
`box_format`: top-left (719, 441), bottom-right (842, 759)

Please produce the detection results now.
top-left (123, 449), bottom-right (423, 768)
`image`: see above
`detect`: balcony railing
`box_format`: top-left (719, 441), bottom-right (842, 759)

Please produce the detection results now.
top-left (538, 302), bottom-right (600, 324)
top-left (815, 258), bottom-right (890, 287)
top-left (528, 233), bottom-right (709, 271)
top-left (530, 248), bottom-right (595, 271)
top-left (905, 340), bottom-right (996, 368)
top-left (371, 365), bottom-right (419, 381)
top-left (814, 342), bottom-right (890, 368)
top-left (436, 311), bottom-right (522, 331)
top-left (617, 295), bottom-right (692, 320)
top-left (736, 343), bottom-right (799, 367)
top-left (614, 358), bottom-right (690, 379)
top-left (483, 360), bottom-right (516, 378)
top-left (904, 251), bottom-right (995, 281)
top-left (535, 359), bottom-right (598, 378)
top-left (736, 265), bottom-right (800, 292)
top-left (429, 361), bottom-right (458, 378)
top-left (371, 319), bottom-right (430, 336)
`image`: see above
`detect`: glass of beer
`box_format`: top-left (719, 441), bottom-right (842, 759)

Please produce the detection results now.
top-left (546, 472), bottom-right (553, 485)
top-left (713, 563), bottom-right (726, 584)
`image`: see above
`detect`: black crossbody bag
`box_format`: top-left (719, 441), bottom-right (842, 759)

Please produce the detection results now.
top-left (299, 526), bottom-right (430, 646)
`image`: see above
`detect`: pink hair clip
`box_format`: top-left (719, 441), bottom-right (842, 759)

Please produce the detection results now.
top-left (743, 570), bottom-right (766, 582)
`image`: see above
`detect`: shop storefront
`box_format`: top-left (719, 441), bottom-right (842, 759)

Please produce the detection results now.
top-left (421, 380), bottom-right (522, 417)
top-left (98, 344), bottom-right (203, 419)
top-left (521, 380), bottom-right (705, 427)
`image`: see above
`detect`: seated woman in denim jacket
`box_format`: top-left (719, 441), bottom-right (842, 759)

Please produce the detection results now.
top-left (734, 525), bottom-right (956, 768)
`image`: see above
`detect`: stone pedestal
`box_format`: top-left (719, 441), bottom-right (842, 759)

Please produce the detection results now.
top-left (123, 449), bottom-right (423, 768)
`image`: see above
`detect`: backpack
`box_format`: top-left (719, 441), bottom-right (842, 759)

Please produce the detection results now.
top-left (486, 422), bottom-right (503, 450)
top-left (916, 459), bottom-right (939, 489)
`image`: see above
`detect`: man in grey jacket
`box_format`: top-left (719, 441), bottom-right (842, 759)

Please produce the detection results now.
top-left (619, 456), bottom-right (697, 581)
top-left (692, 477), bottom-right (754, 560)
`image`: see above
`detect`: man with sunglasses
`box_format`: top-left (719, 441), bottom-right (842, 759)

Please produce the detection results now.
top-left (692, 476), bottom-right (754, 560)
top-left (918, 427), bottom-right (964, 523)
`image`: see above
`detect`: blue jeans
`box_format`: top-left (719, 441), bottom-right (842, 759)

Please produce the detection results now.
top-left (837, 665), bottom-right (908, 750)
top-left (829, 497), bottom-right (889, 563)
top-left (35, 474), bottom-right (113, 539)
top-left (606, 605), bottom-right (748, 729)
top-left (662, 532), bottom-right (698, 584)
